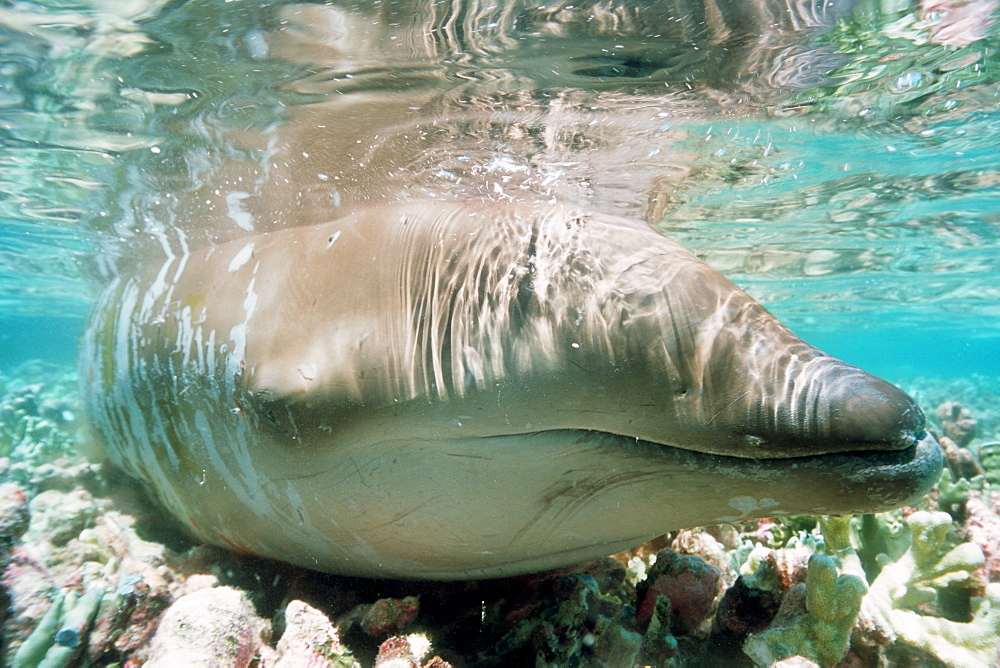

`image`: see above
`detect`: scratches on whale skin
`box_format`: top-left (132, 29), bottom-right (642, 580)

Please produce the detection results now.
top-left (216, 531), bottom-right (254, 554)
top-left (368, 498), bottom-right (443, 532)
top-left (351, 456), bottom-right (371, 489)
top-left (706, 390), bottom-right (750, 426)
top-left (277, 468), bottom-right (333, 483)
top-left (510, 469), bottom-right (663, 548)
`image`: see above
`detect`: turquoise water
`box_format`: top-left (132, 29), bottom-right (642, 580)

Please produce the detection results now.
top-left (0, 0), bottom-right (998, 384)
top-left (0, 317), bottom-right (83, 370)
top-left (1, 1), bottom-right (998, 664)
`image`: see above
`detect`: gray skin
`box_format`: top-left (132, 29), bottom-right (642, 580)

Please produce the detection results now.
top-left (82, 200), bottom-right (941, 579)
top-left (82, 0), bottom-right (941, 579)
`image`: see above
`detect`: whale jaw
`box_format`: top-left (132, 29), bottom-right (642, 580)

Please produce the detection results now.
top-left (231, 427), bottom-right (942, 580)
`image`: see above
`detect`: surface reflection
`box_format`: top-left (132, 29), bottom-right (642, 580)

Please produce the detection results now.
top-left (0, 0), bottom-right (997, 338)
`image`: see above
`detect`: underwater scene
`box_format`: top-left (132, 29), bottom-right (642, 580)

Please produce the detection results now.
top-left (2, 0), bottom-right (1000, 665)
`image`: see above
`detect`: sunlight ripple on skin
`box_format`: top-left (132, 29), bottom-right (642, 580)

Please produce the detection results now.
top-left (81, 0), bottom-right (943, 579)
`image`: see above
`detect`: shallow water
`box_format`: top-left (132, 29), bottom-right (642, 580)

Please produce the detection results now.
top-left (1, 0), bottom-right (998, 380)
top-left (1, 1), bottom-right (999, 664)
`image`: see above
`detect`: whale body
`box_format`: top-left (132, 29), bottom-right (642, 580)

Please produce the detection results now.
top-left (81, 0), bottom-right (942, 579)
top-left (82, 200), bottom-right (941, 579)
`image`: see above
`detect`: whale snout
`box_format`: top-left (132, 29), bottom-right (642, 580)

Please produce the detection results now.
top-left (754, 359), bottom-right (928, 458)
top-left (823, 367), bottom-right (925, 449)
top-left (702, 349), bottom-right (929, 459)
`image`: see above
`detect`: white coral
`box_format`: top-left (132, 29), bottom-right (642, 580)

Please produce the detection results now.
top-left (861, 511), bottom-right (1000, 666)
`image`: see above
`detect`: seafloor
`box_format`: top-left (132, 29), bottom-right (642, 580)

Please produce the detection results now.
top-left (0, 360), bottom-right (998, 667)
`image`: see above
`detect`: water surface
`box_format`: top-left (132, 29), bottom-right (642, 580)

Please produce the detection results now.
top-left (1, 0), bottom-right (998, 380)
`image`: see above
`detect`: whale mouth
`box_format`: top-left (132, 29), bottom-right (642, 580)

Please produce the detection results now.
top-left (628, 428), bottom-right (944, 513)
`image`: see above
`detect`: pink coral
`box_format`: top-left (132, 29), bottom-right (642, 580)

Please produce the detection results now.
top-left (637, 550), bottom-right (721, 635)
top-left (374, 634), bottom-right (451, 667)
top-left (267, 599), bottom-right (358, 667)
top-left (359, 596), bottom-right (420, 637)
top-left (771, 546), bottom-right (813, 592)
top-left (965, 490), bottom-right (1000, 583)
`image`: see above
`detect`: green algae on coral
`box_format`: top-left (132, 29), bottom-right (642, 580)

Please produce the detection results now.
top-left (743, 554), bottom-right (865, 666)
top-left (12, 585), bottom-right (106, 668)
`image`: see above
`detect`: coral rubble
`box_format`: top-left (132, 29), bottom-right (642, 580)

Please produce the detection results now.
top-left (144, 586), bottom-right (269, 667)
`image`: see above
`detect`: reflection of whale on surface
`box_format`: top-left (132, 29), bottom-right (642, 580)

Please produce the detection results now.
top-left (81, 0), bottom-right (942, 579)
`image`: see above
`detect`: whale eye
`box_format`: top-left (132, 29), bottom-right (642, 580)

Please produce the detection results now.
top-left (249, 393), bottom-right (300, 440)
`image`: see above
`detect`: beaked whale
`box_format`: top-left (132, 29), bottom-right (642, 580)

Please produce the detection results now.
top-left (81, 0), bottom-right (942, 579)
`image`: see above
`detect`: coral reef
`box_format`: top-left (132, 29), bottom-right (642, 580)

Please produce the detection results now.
top-left (0, 363), bottom-right (92, 492)
top-left (144, 586), bottom-right (269, 667)
top-left (938, 401), bottom-right (979, 448)
top-left (982, 441), bottom-right (1000, 487)
top-left (743, 555), bottom-right (865, 666)
top-left (637, 549), bottom-right (722, 634)
top-left (940, 435), bottom-right (986, 480)
top-left (904, 376), bottom-right (1000, 442)
top-left (0, 483), bottom-right (29, 555)
top-left (267, 599), bottom-right (359, 667)
top-left (858, 511), bottom-right (1000, 666)
top-left (712, 561), bottom-right (783, 640)
top-left (374, 634), bottom-right (440, 668)
top-left (967, 491), bottom-right (1000, 584)
top-left (479, 558), bottom-right (644, 666)
top-left (342, 596), bottom-right (421, 638)
top-left (1, 361), bottom-right (999, 666)
top-left (11, 584), bottom-right (106, 667)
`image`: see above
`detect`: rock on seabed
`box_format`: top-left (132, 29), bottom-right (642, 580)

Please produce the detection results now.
top-left (143, 586), bottom-right (269, 667)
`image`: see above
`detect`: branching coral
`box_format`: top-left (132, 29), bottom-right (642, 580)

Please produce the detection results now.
top-left (981, 441), bottom-right (1000, 487)
top-left (861, 510), bottom-right (1000, 665)
top-left (0, 383), bottom-right (78, 465)
top-left (0, 367), bottom-right (90, 492)
top-left (742, 555), bottom-right (865, 666)
top-left (937, 468), bottom-right (987, 520)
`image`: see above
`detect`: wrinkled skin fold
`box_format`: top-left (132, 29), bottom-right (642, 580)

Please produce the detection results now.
top-left (82, 202), bottom-right (942, 579)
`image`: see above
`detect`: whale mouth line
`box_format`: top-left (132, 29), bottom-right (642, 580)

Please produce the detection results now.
top-left (722, 430), bottom-right (924, 459)
top-left (639, 430), bottom-right (941, 482)
top-left (495, 427), bottom-right (929, 461)
top-left (572, 429), bottom-right (944, 504)
top-left (466, 427), bottom-right (941, 473)
top-left (494, 427), bottom-right (942, 479)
